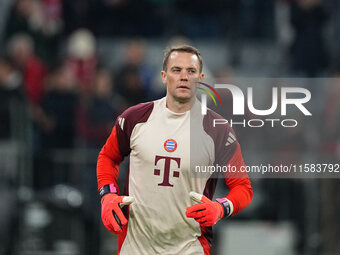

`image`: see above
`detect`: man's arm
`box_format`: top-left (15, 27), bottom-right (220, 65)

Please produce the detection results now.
top-left (97, 102), bottom-right (154, 233)
top-left (97, 125), bottom-right (123, 193)
top-left (224, 143), bottom-right (253, 217)
top-left (97, 101), bottom-right (154, 191)
top-left (97, 125), bottom-right (136, 233)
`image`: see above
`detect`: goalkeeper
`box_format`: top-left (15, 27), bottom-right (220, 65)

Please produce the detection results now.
top-left (97, 45), bottom-right (253, 254)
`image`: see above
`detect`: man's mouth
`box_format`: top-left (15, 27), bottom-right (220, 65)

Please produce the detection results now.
top-left (178, 85), bottom-right (190, 89)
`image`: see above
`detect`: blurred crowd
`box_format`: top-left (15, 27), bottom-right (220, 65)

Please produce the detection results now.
top-left (1, 0), bottom-right (339, 150)
top-left (0, 0), bottom-right (339, 255)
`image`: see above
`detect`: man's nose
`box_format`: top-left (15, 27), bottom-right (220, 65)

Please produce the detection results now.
top-left (180, 70), bottom-right (189, 80)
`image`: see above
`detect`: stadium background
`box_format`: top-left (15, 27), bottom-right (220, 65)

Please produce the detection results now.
top-left (0, 0), bottom-right (339, 254)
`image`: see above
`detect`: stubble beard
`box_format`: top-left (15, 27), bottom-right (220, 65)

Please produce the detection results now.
top-left (173, 92), bottom-right (196, 107)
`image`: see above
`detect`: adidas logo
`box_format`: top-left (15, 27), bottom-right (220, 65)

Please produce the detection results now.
top-left (118, 117), bottom-right (125, 130)
top-left (225, 132), bottom-right (236, 146)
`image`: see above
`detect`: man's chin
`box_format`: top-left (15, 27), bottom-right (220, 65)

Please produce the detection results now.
top-left (174, 94), bottom-right (194, 104)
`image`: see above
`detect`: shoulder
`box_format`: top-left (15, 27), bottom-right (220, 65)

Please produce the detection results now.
top-left (203, 108), bottom-right (236, 141)
top-left (116, 100), bottom-right (155, 134)
top-left (120, 101), bottom-right (154, 121)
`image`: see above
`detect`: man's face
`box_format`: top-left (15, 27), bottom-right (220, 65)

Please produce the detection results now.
top-left (161, 51), bottom-right (204, 103)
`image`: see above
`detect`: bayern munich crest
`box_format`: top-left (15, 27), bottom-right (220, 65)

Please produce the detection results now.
top-left (164, 139), bottom-right (177, 152)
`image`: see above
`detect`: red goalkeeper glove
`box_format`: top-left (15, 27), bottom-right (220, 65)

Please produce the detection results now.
top-left (185, 192), bottom-right (225, 227)
top-left (101, 193), bottom-right (134, 234)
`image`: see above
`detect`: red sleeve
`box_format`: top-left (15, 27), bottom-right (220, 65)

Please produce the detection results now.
top-left (97, 126), bottom-right (123, 193)
top-left (225, 144), bottom-right (253, 216)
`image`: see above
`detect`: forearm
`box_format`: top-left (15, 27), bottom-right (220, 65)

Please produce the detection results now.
top-left (226, 178), bottom-right (253, 216)
top-left (222, 144), bottom-right (253, 216)
top-left (97, 152), bottom-right (121, 191)
top-left (97, 126), bottom-right (123, 192)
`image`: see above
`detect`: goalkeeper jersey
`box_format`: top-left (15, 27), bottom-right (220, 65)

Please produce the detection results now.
top-left (97, 97), bottom-right (253, 255)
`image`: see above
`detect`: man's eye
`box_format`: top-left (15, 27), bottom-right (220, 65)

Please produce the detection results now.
top-left (189, 70), bottom-right (196, 74)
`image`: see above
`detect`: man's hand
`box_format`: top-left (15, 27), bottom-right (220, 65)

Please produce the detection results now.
top-left (101, 193), bottom-right (134, 234)
top-left (185, 192), bottom-right (224, 227)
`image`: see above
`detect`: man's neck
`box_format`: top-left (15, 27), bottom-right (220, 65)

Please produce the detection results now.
top-left (165, 96), bottom-right (195, 113)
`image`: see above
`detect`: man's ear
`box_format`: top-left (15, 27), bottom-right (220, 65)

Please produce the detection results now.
top-left (161, 70), bottom-right (167, 84)
top-left (200, 73), bottom-right (205, 79)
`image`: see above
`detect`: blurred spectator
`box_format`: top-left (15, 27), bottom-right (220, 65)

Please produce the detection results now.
top-left (0, 56), bottom-right (22, 93)
top-left (75, 69), bottom-right (118, 255)
top-left (7, 33), bottom-right (47, 106)
top-left (3, 0), bottom-right (39, 41)
top-left (319, 76), bottom-right (340, 254)
top-left (62, 0), bottom-right (94, 34)
top-left (116, 65), bottom-right (147, 107)
top-left (3, 0), bottom-right (63, 67)
top-left (120, 40), bottom-right (154, 94)
top-left (37, 0), bottom-right (64, 68)
top-left (0, 56), bottom-right (23, 139)
top-left (92, 0), bottom-right (162, 36)
top-left (32, 64), bottom-right (78, 189)
top-left (116, 40), bottom-right (151, 106)
top-left (65, 29), bottom-right (98, 95)
top-left (41, 0), bottom-right (63, 36)
top-left (290, 0), bottom-right (329, 76)
top-left (35, 64), bottom-right (78, 149)
top-left (320, 77), bottom-right (340, 156)
top-left (76, 69), bottom-right (117, 148)
top-left (239, 0), bottom-right (275, 40)
top-left (174, 0), bottom-right (222, 38)
top-left (90, 0), bottom-right (127, 36)
top-left (0, 0), bottom-right (12, 38)
top-left (75, 68), bottom-right (125, 255)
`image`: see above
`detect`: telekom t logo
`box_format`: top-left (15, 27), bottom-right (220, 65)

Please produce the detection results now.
top-left (154, 155), bottom-right (181, 187)
top-left (200, 84), bottom-right (312, 116)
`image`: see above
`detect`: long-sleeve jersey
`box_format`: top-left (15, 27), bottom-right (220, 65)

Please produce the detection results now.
top-left (97, 97), bottom-right (253, 255)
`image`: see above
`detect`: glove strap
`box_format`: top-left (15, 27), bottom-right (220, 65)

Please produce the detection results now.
top-left (216, 197), bottom-right (231, 217)
top-left (99, 184), bottom-right (117, 198)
